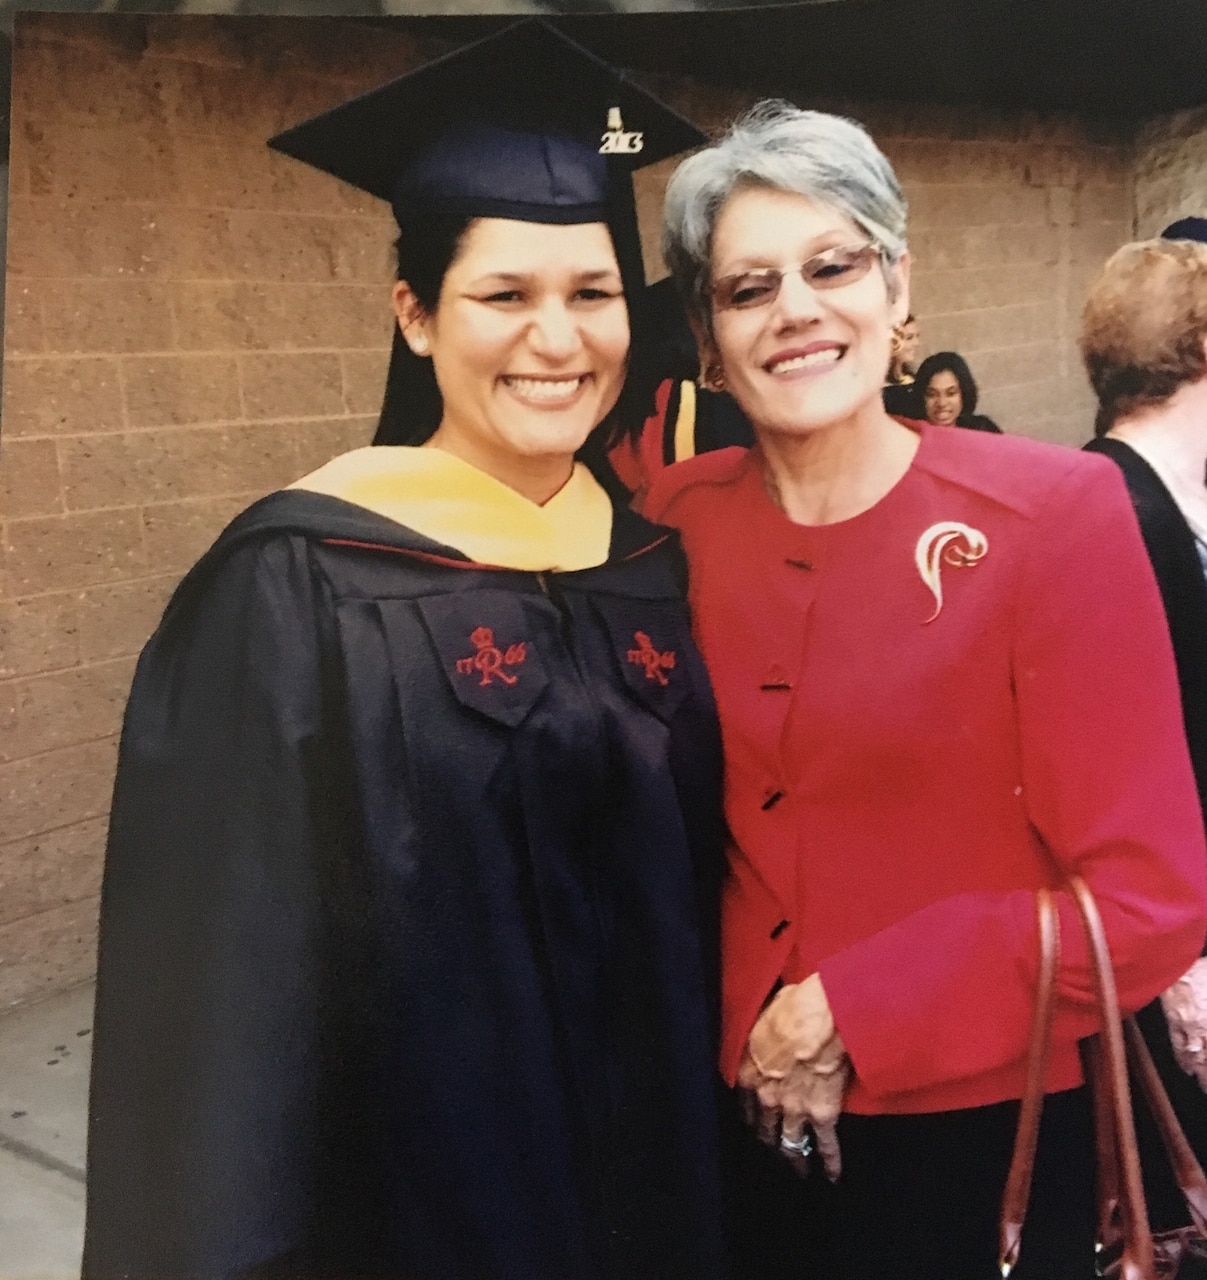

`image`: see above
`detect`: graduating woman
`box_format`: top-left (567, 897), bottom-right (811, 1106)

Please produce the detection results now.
top-left (82, 23), bottom-right (727, 1280)
top-left (645, 102), bottom-right (1207, 1278)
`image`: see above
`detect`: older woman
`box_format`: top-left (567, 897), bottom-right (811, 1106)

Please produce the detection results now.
top-left (646, 101), bottom-right (1207, 1279)
top-left (913, 349), bottom-right (1004, 432)
top-left (1082, 238), bottom-right (1207, 1233)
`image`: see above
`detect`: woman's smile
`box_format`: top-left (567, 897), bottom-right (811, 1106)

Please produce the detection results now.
top-left (764, 341), bottom-right (847, 378)
top-left (500, 372), bottom-right (592, 407)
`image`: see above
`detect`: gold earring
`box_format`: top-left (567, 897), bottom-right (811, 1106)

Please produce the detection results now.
top-left (701, 361), bottom-right (727, 393)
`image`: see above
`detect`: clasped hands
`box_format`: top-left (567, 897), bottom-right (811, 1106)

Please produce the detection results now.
top-left (736, 972), bottom-right (850, 1182)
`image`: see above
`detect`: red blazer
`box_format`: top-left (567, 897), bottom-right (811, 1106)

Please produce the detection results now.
top-left (647, 424), bottom-right (1207, 1115)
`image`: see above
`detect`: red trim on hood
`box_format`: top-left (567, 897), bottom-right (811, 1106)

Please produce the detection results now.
top-left (320, 532), bottom-right (673, 569)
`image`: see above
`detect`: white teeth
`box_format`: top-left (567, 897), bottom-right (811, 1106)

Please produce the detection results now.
top-left (770, 349), bottom-right (842, 375)
top-left (503, 376), bottom-right (586, 403)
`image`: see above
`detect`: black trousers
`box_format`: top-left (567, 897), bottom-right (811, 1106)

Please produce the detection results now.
top-left (722, 1086), bottom-right (1096, 1280)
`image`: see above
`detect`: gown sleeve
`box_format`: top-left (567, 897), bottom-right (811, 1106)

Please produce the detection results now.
top-left (818, 459), bottom-right (1207, 1099)
top-left (82, 534), bottom-right (358, 1279)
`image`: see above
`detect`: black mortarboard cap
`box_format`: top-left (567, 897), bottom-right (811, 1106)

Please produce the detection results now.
top-left (1162, 216), bottom-right (1207, 245)
top-left (267, 19), bottom-right (706, 228)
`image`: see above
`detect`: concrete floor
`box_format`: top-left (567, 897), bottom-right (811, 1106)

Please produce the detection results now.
top-left (0, 983), bottom-right (92, 1279)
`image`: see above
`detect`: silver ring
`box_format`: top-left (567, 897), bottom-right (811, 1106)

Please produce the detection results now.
top-left (779, 1130), bottom-right (813, 1158)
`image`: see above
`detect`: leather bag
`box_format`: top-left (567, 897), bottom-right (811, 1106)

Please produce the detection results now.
top-left (999, 877), bottom-right (1207, 1280)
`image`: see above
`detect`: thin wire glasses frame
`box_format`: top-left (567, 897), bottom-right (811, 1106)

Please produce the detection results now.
top-left (712, 242), bottom-right (885, 312)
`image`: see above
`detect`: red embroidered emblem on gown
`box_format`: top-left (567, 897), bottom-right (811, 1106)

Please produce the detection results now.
top-left (455, 626), bottom-right (527, 687)
top-left (627, 631), bottom-right (676, 686)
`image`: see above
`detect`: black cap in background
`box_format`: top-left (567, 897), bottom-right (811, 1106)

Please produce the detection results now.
top-left (1161, 216), bottom-right (1207, 244)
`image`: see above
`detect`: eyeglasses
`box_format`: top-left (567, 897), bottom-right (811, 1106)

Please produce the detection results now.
top-left (712, 242), bottom-right (883, 312)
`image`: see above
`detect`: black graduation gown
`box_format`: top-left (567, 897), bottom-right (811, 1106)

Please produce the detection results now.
top-left (1084, 434), bottom-right (1207, 1230)
top-left (82, 488), bottom-right (727, 1280)
top-left (1084, 436), bottom-right (1207, 822)
top-left (668, 384), bottom-right (755, 456)
top-left (880, 381), bottom-right (913, 417)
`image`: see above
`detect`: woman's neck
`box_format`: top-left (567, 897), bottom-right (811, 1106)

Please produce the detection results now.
top-left (758, 405), bottom-right (921, 526)
top-left (1109, 382), bottom-right (1207, 491)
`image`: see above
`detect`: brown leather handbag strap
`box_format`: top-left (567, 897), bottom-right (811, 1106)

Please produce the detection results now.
top-left (1067, 874), bottom-right (1156, 1280)
top-left (1083, 1034), bottom-right (1126, 1253)
top-left (1124, 1016), bottom-right (1207, 1236)
top-left (1001, 879), bottom-right (1163, 1280)
top-left (999, 888), bottom-right (1061, 1277)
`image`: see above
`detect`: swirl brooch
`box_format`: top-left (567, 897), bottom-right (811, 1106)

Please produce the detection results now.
top-left (914, 522), bottom-right (988, 623)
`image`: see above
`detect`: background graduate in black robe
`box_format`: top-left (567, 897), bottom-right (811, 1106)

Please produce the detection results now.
top-left (82, 23), bottom-right (728, 1280)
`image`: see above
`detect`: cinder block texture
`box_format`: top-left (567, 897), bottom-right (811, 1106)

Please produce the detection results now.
top-left (1134, 107), bottom-right (1207, 239)
top-left (0, 12), bottom-right (1198, 1009)
top-left (882, 125), bottom-right (1129, 441)
top-left (0, 13), bottom-right (412, 1008)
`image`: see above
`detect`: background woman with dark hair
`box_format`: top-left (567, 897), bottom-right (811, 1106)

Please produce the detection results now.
top-left (913, 349), bottom-right (1004, 433)
top-left (82, 24), bottom-right (728, 1280)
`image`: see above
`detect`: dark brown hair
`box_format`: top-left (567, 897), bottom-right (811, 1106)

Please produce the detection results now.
top-left (911, 351), bottom-right (978, 419)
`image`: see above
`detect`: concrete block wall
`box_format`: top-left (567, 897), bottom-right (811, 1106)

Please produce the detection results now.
top-left (1133, 106), bottom-right (1207, 238)
top-left (0, 13), bottom-right (436, 1007)
top-left (891, 117), bottom-right (1130, 444)
top-left (0, 12), bottom-right (1182, 1007)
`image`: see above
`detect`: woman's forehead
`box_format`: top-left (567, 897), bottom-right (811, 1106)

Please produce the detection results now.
top-left (453, 217), bottom-right (620, 274)
top-left (711, 187), bottom-right (862, 260)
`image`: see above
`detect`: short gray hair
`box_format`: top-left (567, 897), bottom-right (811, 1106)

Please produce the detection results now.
top-left (662, 101), bottom-right (908, 334)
